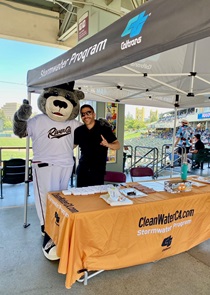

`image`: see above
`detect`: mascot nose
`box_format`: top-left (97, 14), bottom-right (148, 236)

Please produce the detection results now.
top-left (54, 100), bottom-right (68, 109)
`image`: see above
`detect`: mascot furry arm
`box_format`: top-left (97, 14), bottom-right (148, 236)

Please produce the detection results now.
top-left (13, 99), bottom-right (32, 138)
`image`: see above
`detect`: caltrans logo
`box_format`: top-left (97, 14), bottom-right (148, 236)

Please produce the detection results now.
top-left (121, 10), bottom-right (150, 50)
top-left (121, 10), bottom-right (150, 38)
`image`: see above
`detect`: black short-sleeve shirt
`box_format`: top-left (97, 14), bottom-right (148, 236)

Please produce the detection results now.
top-left (74, 120), bottom-right (117, 171)
top-left (195, 140), bottom-right (204, 151)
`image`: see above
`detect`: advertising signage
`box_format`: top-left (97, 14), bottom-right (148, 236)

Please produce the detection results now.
top-left (198, 112), bottom-right (210, 119)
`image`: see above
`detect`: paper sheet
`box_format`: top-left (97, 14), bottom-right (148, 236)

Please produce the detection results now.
top-left (100, 194), bottom-right (133, 206)
top-left (190, 180), bottom-right (206, 187)
top-left (62, 184), bottom-right (114, 195)
top-left (191, 176), bottom-right (210, 184)
top-left (138, 181), bottom-right (165, 192)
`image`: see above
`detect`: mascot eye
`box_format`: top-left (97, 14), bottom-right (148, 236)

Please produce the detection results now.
top-left (44, 91), bottom-right (59, 99)
top-left (52, 90), bottom-right (59, 96)
top-left (65, 94), bottom-right (77, 107)
top-left (69, 99), bottom-right (77, 107)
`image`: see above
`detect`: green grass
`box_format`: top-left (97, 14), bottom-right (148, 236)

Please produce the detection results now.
top-left (0, 136), bottom-right (33, 161)
top-left (0, 137), bottom-right (30, 147)
top-left (124, 131), bottom-right (141, 140)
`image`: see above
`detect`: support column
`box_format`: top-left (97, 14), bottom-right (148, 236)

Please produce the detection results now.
top-left (77, 0), bottom-right (121, 43)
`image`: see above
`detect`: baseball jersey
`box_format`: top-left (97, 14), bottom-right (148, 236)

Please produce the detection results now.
top-left (27, 114), bottom-right (82, 167)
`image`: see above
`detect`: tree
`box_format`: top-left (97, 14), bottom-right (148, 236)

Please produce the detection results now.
top-left (0, 109), bottom-right (6, 121)
top-left (124, 118), bottom-right (135, 130)
top-left (4, 119), bottom-right (13, 130)
top-left (133, 119), bottom-right (146, 130)
top-left (0, 110), bottom-right (13, 130)
top-left (125, 112), bottom-right (134, 120)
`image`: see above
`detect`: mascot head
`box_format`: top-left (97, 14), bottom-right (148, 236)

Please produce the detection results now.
top-left (38, 81), bottom-right (84, 122)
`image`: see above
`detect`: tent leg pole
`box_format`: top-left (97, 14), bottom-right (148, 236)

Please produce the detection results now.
top-left (170, 95), bottom-right (179, 178)
top-left (189, 42), bottom-right (197, 95)
top-left (23, 181), bottom-right (30, 228)
top-left (23, 91), bottom-right (31, 228)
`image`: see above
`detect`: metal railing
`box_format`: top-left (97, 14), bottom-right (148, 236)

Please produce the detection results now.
top-left (123, 145), bottom-right (133, 172)
top-left (123, 144), bottom-right (190, 178)
top-left (133, 145), bottom-right (159, 175)
top-left (160, 144), bottom-right (173, 168)
top-left (0, 144), bottom-right (189, 179)
top-left (0, 146), bottom-right (33, 164)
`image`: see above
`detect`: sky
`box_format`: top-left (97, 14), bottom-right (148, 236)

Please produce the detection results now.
top-left (0, 38), bottom-right (66, 112)
top-left (0, 38), bottom-right (167, 117)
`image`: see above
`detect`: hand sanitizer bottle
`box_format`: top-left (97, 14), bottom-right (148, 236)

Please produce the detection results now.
top-left (181, 162), bottom-right (188, 181)
top-left (181, 150), bottom-right (188, 181)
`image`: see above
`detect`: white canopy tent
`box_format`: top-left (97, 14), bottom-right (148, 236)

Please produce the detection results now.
top-left (27, 0), bottom-right (210, 110)
top-left (75, 37), bottom-right (210, 109)
top-left (23, 0), bottom-right (210, 225)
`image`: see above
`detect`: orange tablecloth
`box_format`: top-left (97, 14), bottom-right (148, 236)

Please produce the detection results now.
top-left (45, 181), bottom-right (210, 288)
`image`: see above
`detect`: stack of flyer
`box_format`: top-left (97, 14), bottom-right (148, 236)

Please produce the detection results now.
top-left (100, 187), bottom-right (133, 206)
top-left (62, 184), bottom-right (114, 196)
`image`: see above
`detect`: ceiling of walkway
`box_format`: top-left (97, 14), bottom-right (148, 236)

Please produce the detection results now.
top-left (5, 0), bottom-right (147, 45)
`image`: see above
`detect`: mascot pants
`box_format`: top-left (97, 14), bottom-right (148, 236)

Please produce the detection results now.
top-left (32, 163), bottom-right (74, 226)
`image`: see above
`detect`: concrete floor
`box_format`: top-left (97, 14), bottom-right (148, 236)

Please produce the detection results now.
top-left (1, 167), bottom-right (210, 294)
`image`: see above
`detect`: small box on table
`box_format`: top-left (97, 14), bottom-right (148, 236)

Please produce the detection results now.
top-left (164, 180), bottom-right (192, 193)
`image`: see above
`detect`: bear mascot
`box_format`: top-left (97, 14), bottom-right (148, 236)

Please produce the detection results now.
top-left (13, 81), bottom-right (84, 260)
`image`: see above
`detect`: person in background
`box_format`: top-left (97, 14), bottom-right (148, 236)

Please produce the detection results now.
top-left (74, 104), bottom-right (120, 187)
top-left (174, 119), bottom-right (194, 155)
top-left (194, 123), bottom-right (203, 135)
top-left (189, 134), bottom-right (205, 169)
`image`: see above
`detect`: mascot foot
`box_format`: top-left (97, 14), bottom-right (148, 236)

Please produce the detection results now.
top-left (42, 239), bottom-right (60, 261)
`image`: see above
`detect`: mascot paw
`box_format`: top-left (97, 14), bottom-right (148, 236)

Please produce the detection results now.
top-left (42, 239), bottom-right (60, 261)
top-left (98, 118), bottom-right (112, 128)
top-left (16, 99), bottom-right (32, 121)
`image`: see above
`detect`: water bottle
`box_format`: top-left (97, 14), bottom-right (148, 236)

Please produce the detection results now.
top-left (181, 162), bottom-right (188, 181)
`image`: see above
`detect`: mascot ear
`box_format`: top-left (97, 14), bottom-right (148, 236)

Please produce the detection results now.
top-left (73, 90), bottom-right (85, 101)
